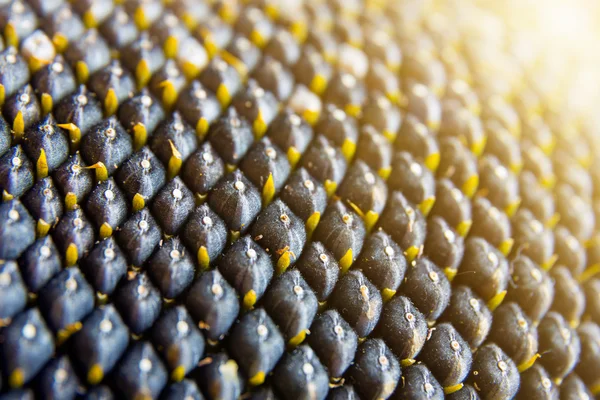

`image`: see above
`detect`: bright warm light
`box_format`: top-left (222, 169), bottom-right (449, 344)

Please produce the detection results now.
top-left (442, 0), bottom-right (600, 131)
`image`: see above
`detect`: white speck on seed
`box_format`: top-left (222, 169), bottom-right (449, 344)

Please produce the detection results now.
top-left (234, 180), bottom-right (245, 191)
top-left (172, 188), bottom-right (183, 200)
top-left (137, 284), bottom-right (148, 297)
top-left (360, 284), bottom-right (369, 298)
top-left (567, 236), bottom-right (579, 250)
top-left (22, 323), bottom-right (36, 339)
top-left (40, 246), bottom-right (51, 258)
top-left (141, 95), bottom-right (152, 107)
top-left (216, 59), bottom-right (228, 71)
top-left (444, 230), bottom-right (455, 242)
top-left (65, 278), bottom-right (78, 291)
top-left (302, 363), bottom-right (314, 375)
top-left (195, 88), bottom-right (207, 99)
top-left (410, 162), bottom-right (422, 176)
top-left (470, 298), bottom-right (480, 311)
top-left (105, 189), bottom-right (115, 201)
top-left (412, 84), bottom-right (428, 98)
top-left (488, 206), bottom-right (501, 220)
top-left (342, 214), bottom-right (353, 225)
top-left (167, 64), bottom-right (179, 77)
top-left (230, 116), bottom-right (241, 128)
top-left (429, 271), bottom-right (439, 282)
top-left (377, 96), bottom-right (390, 109)
top-left (165, 14), bottom-right (178, 27)
top-left (112, 65), bottom-right (123, 77)
top-left (290, 114), bottom-right (301, 126)
top-left (42, 124), bottom-right (54, 135)
top-left (138, 220), bottom-right (148, 230)
top-left (529, 219), bottom-right (544, 234)
top-left (139, 358), bottom-right (152, 372)
top-left (99, 319), bottom-right (113, 333)
top-left (303, 179), bottom-right (314, 191)
top-left (211, 283), bottom-right (223, 298)
top-left (11, 157), bottom-right (22, 167)
top-left (257, 324), bottom-right (268, 337)
top-left (541, 378), bottom-right (551, 389)
top-left (140, 39), bottom-right (152, 50)
top-left (265, 147), bottom-right (277, 159)
top-left (104, 248), bottom-right (115, 260)
top-left (497, 360), bottom-right (508, 372)
top-left (341, 73), bottom-right (356, 88)
top-left (495, 165), bottom-right (508, 179)
top-left (384, 246), bottom-right (395, 257)
top-left (54, 368), bottom-right (67, 383)
top-left (116, 10), bottom-right (128, 23)
top-left (177, 320), bottom-right (189, 335)
top-left (334, 325), bottom-right (344, 337)
top-left (530, 268), bottom-right (542, 282)
top-left (333, 108), bottom-right (346, 121)
top-left (246, 248), bottom-right (257, 259)
top-left (0, 273), bottom-right (11, 287)
top-left (451, 188), bottom-right (463, 200)
top-left (8, 209), bottom-right (19, 221)
top-left (254, 87), bottom-right (264, 97)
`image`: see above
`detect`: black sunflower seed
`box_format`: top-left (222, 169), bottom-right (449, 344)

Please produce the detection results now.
top-left (467, 343), bottom-right (520, 400)
top-left (114, 272), bottom-right (162, 335)
top-left (272, 345), bottom-right (329, 400)
top-left (392, 363), bottom-right (444, 400)
top-left (307, 309), bottom-right (357, 379)
top-left (1, 308), bottom-right (55, 389)
top-left (185, 269), bottom-right (240, 342)
top-left (438, 285), bottom-right (493, 349)
top-left (227, 308), bottom-right (284, 386)
top-left (537, 312), bottom-right (581, 382)
top-left (80, 237), bottom-right (128, 296)
top-left (72, 305), bottom-right (129, 385)
top-left (151, 305), bottom-right (205, 381)
top-left (329, 270), bottom-right (382, 338)
top-left (146, 237), bottom-right (195, 299)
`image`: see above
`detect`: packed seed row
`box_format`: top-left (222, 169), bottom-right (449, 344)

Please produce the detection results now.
top-left (0, 0), bottom-right (454, 400)
top-left (0, 0), bottom-right (596, 398)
